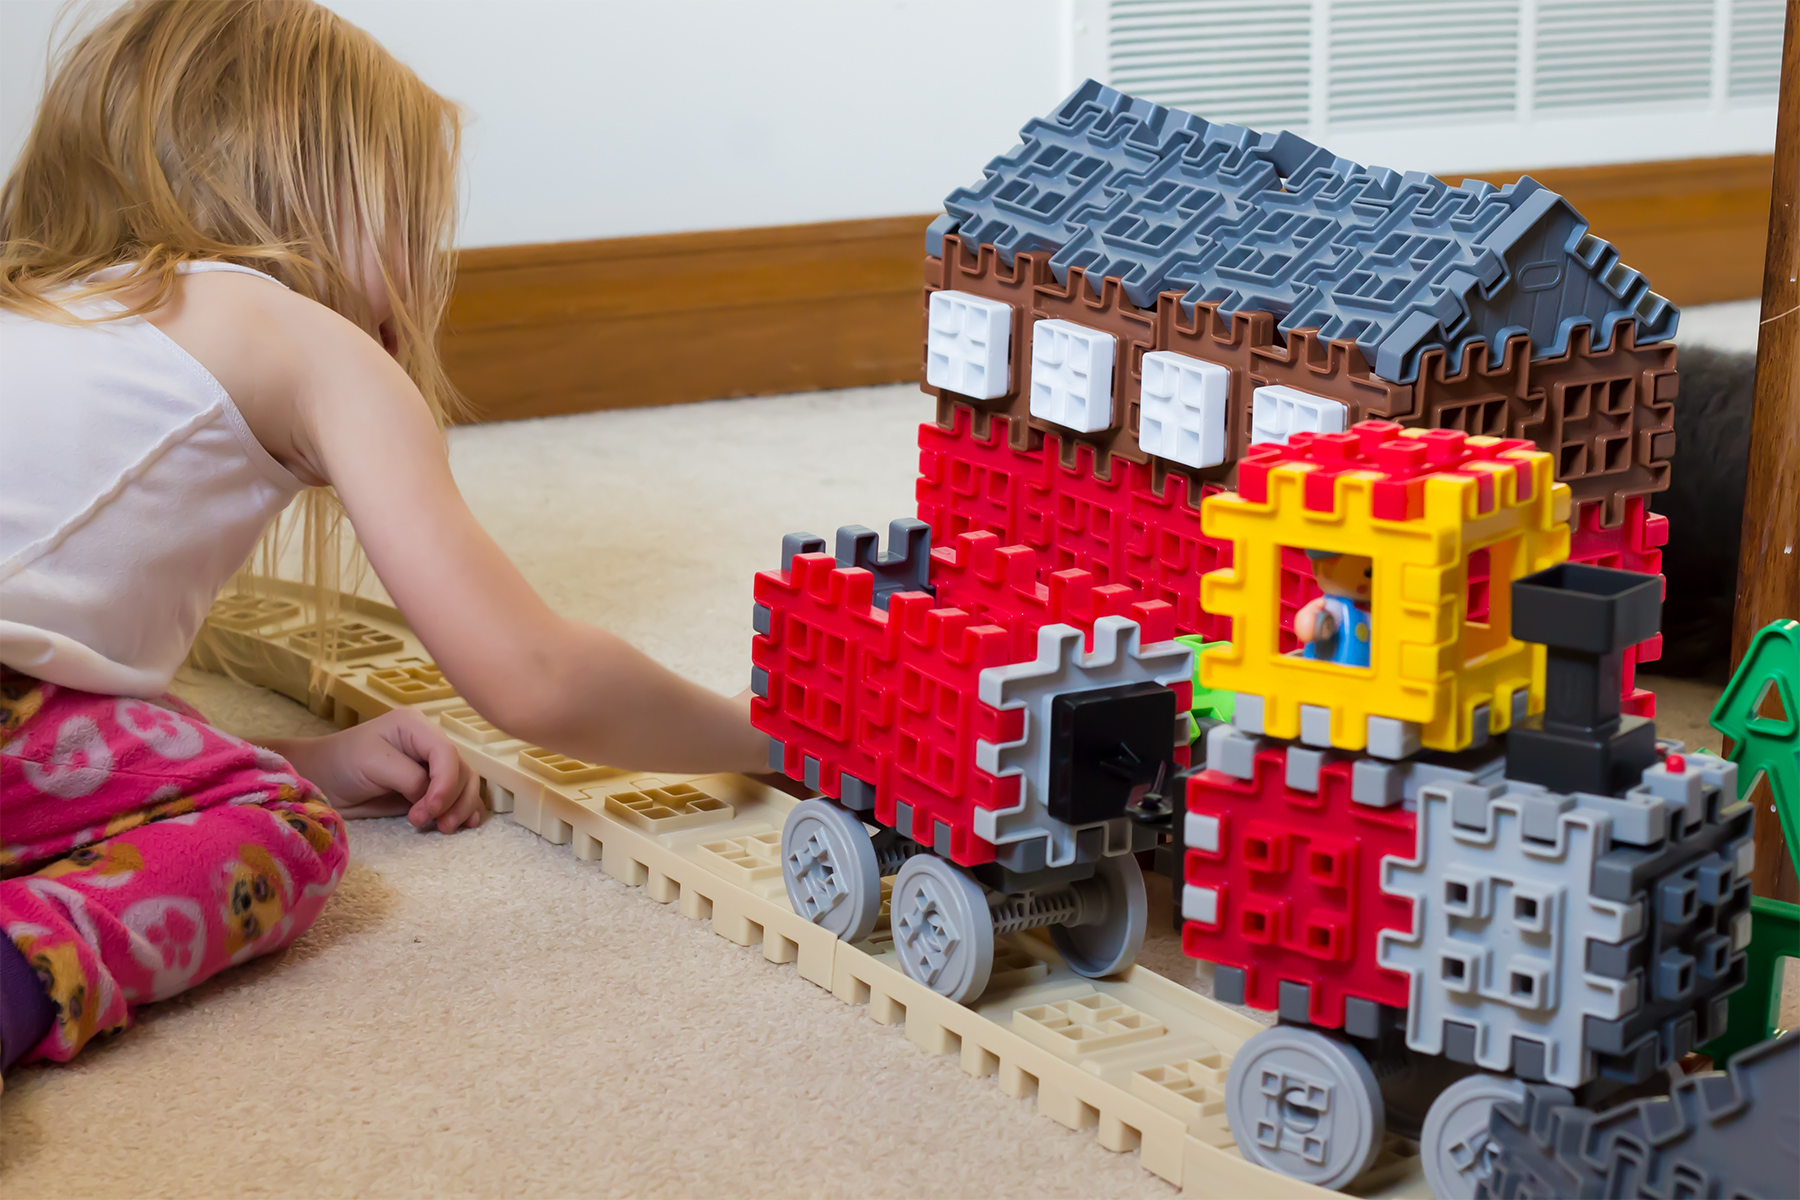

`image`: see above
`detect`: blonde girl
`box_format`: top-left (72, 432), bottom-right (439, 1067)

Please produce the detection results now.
top-left (0, 0), bottom-right (765, 1070)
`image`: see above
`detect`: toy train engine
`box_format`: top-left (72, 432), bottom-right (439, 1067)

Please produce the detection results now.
top-left (753, 519), bottom-right (1193, 1002)
top-left (1180, 429), bottom-right (1753, 1195)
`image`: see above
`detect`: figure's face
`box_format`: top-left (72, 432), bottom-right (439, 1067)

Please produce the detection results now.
top-left (1313, 552), bottom-right (1373, 601)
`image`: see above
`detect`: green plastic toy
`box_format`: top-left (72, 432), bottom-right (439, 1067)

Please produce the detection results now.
top-left (1702, 618), bottom-right (1800, 1064)
top-left (1176, 636), bottom-right (1235, 729)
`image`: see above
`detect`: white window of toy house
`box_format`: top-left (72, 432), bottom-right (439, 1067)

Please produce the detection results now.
top-left (1070, 0), bottom-right (1780, 173)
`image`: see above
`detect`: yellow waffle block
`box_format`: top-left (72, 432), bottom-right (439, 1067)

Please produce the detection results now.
top-left (1200, 424), bottom-right (1569, 755)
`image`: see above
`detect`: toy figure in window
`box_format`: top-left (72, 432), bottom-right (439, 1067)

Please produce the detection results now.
top-left (1295, 550), bottom-right (1373, 667)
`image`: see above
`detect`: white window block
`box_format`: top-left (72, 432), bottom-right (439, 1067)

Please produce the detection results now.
top-left (1029, 318), bottom-right (1116, 433)
top-left (1250, 384), bottom-right (1348, 446)
top-left (1184, 810), bottom-right (1221, 854)
top-left (1182, 884), bottom-right (1220, 925)
top-left (926, 290), bottom-right (1013, 399)
top-left (1140, 351), bottom-right (1230, 468)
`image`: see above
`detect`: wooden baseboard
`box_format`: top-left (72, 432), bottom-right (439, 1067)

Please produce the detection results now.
top-left (444, 216), bottom-right (930, 422)
top-left (445, 155), bottom-right (1772, 423)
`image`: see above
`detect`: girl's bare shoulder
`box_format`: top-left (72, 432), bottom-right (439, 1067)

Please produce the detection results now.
top-left (146, 269), bottom-right (388, 483)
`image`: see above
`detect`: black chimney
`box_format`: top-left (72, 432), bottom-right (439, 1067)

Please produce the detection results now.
top-left (1505, 563), bottom-right (1662, 795)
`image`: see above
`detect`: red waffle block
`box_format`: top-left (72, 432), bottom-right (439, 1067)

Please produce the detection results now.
top-left (1568, 496), bottom-right (1667, 717)
top-left (752, 553), bottom-right (1025, 866)
top-left (917, 408), bottom-right (1237, 642)
top-left (1235, 422), bottom-right (1540, 519)
top-left (927, 530), bottom-right (1176, 660)
top-left (1182, 746), bottom-right (1417, 1027)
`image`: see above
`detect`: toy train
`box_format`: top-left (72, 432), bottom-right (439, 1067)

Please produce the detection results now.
top-left (750, 82), bottom-right (1788, 1199)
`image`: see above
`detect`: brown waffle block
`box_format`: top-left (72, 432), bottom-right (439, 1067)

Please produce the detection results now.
top-left (923, 237), bottom-right (1676, 523)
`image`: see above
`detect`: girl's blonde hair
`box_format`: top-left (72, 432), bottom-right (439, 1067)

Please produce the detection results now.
top-left (0, 0), bottom-right (464, 678)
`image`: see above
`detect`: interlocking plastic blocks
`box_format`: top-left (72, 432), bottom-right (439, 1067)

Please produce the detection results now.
top-left (1566, 495), bottom-right (1667, 717)
top-left (1181, 733), bottom-right (1420, 1026)
top-left (931, 78), bottom-right (1677, 387)
top-left (927, 529), bottom-right (1175, 660)
top-left (752, 534), bottom-right (1190, 871)
top-left (1480, 1031), bottom-right (1799, 1200)
top-left (1711, 618), bottom-right (1800, 841)
top-left (976, 617), bottom-right (1191, 868)
top-left (1378, 748), bottom-right (1751, 1089)
top-left (1378, 781), bottom-right (1641, 1087)
top-left (917, 409), bottom-right (1238, 643)
top-left (1200, 422), bottom-right (1569, 755)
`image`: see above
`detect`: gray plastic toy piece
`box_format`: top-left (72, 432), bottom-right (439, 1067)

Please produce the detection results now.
top-left (1232, 691), bottom-right (1266, 734)
top-left (932, 79), bottom-right (1677, 384)
top-left (781, 799), bottom-right (882, 943)
top-left (1479, 1030), bottom-right (1800, 1200)
top-left (973, 617), bottom-right (1191, 870)
top-left (1366, 715), bottom-right (1422, 760)
top-left (1378, 782), bottom-right (1638, 1087)
top-left (1420, 1072), bottom-right (1528, 1199)
top-left (1580, 750), bottom-right (1753, 1081)
top-left (1225, 1025), bottom-right (1386, 1189)
top-left (1350, 744), bottom-right (1506, 808)
top-left (833, 519), bottom-right (933, 611)
top-left (890, 855), bottom-right (995, 1003)
top-left (1048, 851), bottom-right (1148, 978)
top-left (1206, 723), bottom-right (1263, 780)
top-left (780, 532), bottom-right (826, 569)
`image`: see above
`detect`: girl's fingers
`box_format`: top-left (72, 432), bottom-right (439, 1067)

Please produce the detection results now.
top-left (439, 766), bottom-right (483, 833)
top-left (359, 739), bottom-right (431, 814)
top-left (383, 712), bottom-right (466, 822)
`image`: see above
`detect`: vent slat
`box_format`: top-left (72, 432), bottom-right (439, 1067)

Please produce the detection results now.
top-left (1106, 0), bottom-right (1313, 127)
top-left (1324, 0), bottom-right (1518, 130)
top-left (1103, 0), bottom-right (1769, 135)
top-left (1729, 0), bottom-right (1784, 99)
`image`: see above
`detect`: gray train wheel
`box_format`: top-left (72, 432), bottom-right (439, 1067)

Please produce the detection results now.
top-left (1050, 852), bottom-right (1148, 978)
top-left (781, 799), bottom-right (882, 943)
top-left (890, 855), bottom-right (995, 1003)
top-left (1420, 1072), bottom-right (1527, 1199)
top-left (1225, 1025), bottom-right (1386, 1190)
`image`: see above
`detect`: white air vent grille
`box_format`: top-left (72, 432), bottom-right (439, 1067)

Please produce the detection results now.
top-left (1328, 1), bottom-right (1521, 129)
top-left (1535, 0), bottom-right (1714, 112)
top-left (1107, 0), bottom-right (1313, 129)
top-left (1730, 0), bottom-right (1786, 99)
top-left (1091, 0), bottom-right (1780, 170)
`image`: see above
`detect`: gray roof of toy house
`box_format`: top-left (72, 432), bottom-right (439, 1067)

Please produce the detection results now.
top-left (928, 80), bottom-right (1679, 384)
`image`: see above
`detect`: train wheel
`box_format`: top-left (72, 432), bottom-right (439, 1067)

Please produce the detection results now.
top-left (891, 855), bottom-right (995, 1003)
top-left (781, 799), bottom-right (882, 942)
top-left (1419, 1072), bottom-right (1526, 1199)
top-left (1050, 852), bottom-right (1148, 978)
top-left (1225, 1025), bottom-right (1386, 1190)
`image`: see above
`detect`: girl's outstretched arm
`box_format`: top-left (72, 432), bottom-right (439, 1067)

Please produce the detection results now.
top-left (227, 280), bottom-right (768, 776)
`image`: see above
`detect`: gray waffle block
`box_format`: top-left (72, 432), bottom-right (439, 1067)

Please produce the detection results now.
top-left (933, 79), bottom-right (1676, 384)
top-left (1480, 1032), bottom-right (1799, 1200)
top-left (833, 519), bottom-right (933, 611)
top-left (1378, 782), bottom-right (1639, 1087)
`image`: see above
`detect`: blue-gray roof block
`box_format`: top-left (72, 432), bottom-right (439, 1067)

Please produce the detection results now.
top-left (931, 80), bottom-right (1678, 384)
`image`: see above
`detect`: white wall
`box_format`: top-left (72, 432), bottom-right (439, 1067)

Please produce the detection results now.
top-left (0, 0), bottom-right (1069, 248)
top-left (2, 0), bottom-right (1781, 251)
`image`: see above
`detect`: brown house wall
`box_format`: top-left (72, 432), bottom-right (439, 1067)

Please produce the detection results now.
top-left (922, 235), bottom-right (1676, 526)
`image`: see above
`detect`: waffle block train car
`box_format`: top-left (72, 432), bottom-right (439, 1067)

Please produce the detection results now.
top-left (743, 82), bottom-right (1774, 1199)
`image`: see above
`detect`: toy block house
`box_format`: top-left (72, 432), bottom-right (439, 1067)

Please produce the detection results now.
top-left (918, 78), bottom-right (1676, 695)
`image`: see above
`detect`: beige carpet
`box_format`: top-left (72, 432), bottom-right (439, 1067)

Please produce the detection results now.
top-left (0, 382), bottom-right (1764, 1199)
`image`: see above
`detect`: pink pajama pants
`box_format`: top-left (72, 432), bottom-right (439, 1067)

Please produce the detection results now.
top-left (0, 670), bottom-right (348, 1062)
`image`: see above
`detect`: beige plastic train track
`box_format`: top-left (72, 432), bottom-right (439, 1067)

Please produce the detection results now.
top-left (197, 581), bottom-right (1433, 1199)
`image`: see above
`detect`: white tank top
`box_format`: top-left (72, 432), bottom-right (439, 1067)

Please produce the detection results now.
top-left (0, 262), bottom-right (305, 697)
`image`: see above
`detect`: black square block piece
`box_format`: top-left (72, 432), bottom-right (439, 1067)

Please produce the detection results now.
top-left (1512, 563), bottom-right (1662, 655)
top-left (1049, 681), bottom-right (1177, 827)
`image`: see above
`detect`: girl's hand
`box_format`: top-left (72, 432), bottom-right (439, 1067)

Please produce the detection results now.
top-left (266, 710), bottom-right (483, 833)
